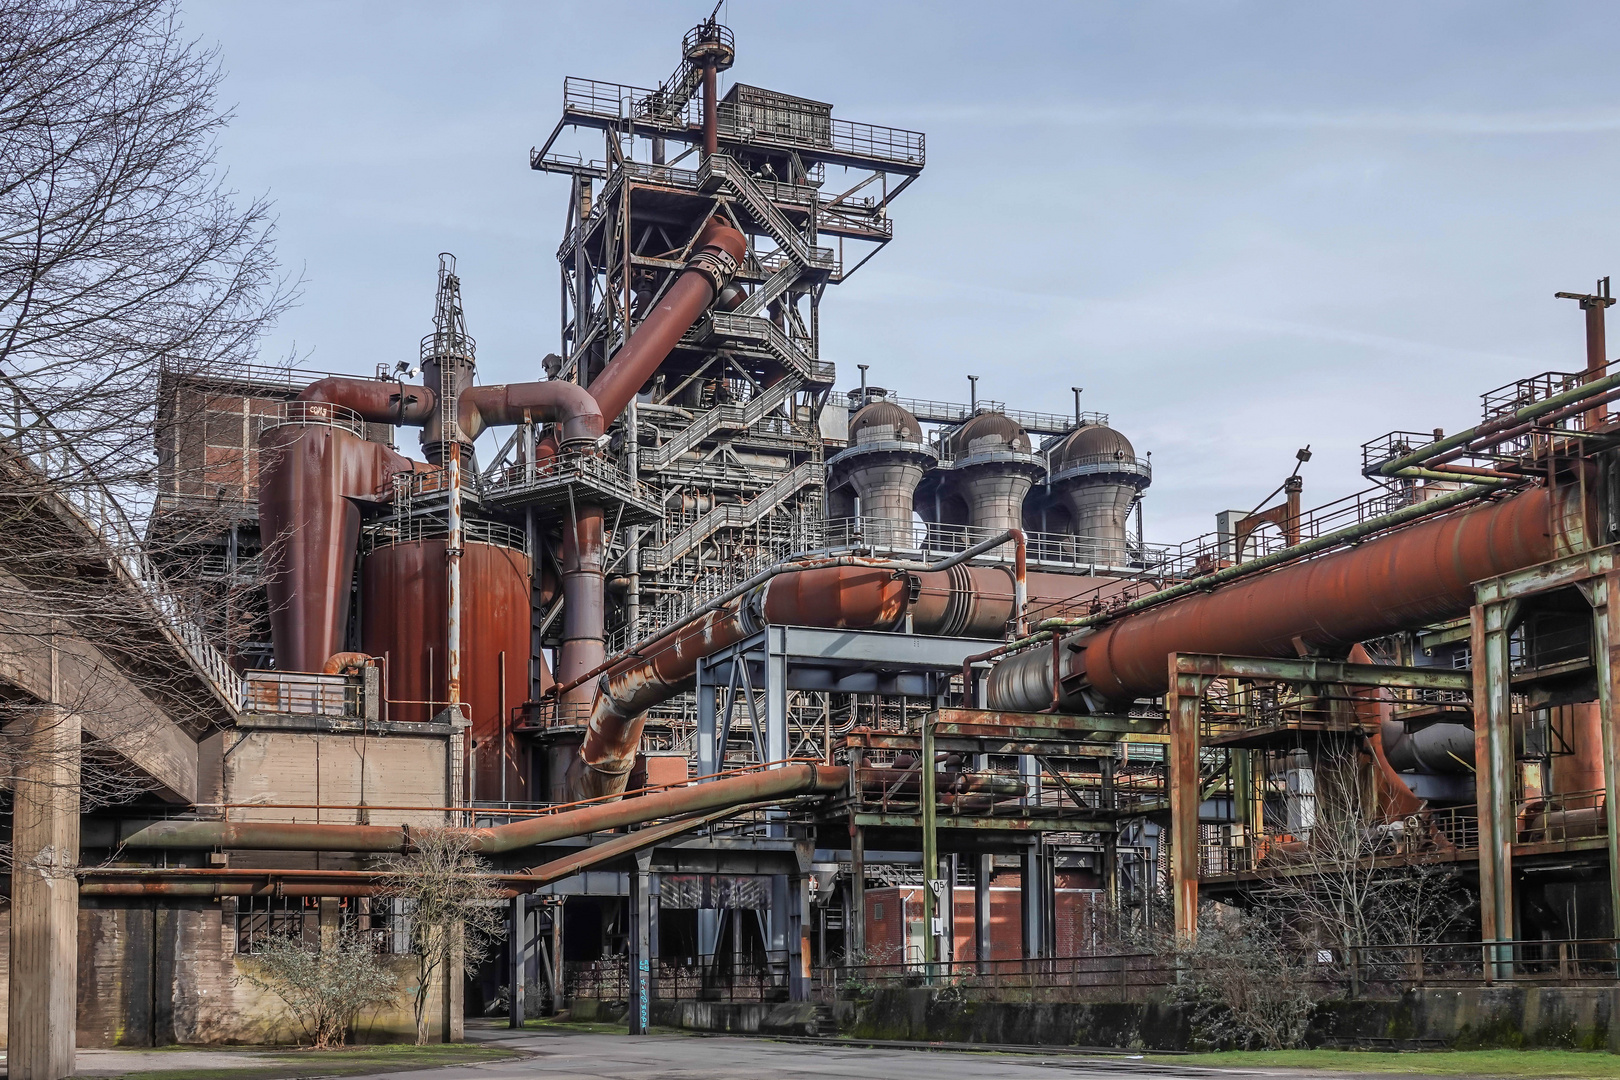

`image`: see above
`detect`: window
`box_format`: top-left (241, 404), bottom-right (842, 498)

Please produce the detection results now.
top-left (873, 903), bottom-right (884, 921)
top-left (235, 896), bottom-right (318, 954)
top-left (341, 896), bottom-right (409, 954)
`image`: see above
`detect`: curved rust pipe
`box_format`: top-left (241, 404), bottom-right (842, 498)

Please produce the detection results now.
top-left (322, 652), bottom-right (372, 676)
top-left (568, 565), bottom-right (912, 800)
top-left (298, 377), bottom-right (437, 425)
top-left (989, 483), bottom-right (1589, 710)
top-left (457, 380), bottom-right (604, 447)
top-left (259, 427), bottom-right (426, 673)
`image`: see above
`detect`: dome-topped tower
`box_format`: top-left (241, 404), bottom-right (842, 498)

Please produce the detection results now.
top-left (829, 396), bottom-right (936, 546)
top-left (940, 411), bottom-right (1046, 533)
top-left (1048, 423), bottom-right (1151, 566)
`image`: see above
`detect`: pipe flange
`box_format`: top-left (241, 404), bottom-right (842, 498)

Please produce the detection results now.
top-left (687, 246), bottom-right (740, 293)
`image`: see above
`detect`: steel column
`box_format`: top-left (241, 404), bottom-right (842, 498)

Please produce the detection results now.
top-left (1600, 572), bottom-right (1620, 936)
top-left (849, 816), bottom-right (866, 960)
top-left (1472, 599), bottom-right (1518, 976)
top-left (975, 853), bottom-right (992, 971)
top-left (921, 710), bottom-right (939, 973)
top-left (696, 657), bottom-right (717, 780)
top-left (1167, 656), bottom-right (1205, 940)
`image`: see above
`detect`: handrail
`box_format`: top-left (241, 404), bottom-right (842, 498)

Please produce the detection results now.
top-left (0, 385), bottom-right (245, 712)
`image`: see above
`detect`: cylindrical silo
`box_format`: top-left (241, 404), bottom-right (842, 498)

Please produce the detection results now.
top-left (827, 398), bottom-right (936, 549)
top-left (361, 526), bottom-right (532, 803)
top-left (942, 412), bottom-right (1046, 533)
top-left (1048, 423), bottom-right (1151, 567)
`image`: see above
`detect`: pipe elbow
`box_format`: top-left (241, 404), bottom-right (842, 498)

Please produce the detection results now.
top-left (457, 381), bottom-right (605, 448)
top-left (322, 651), bottom-right (372, 675)
top-left (298, 377), bottom-right (436, 426)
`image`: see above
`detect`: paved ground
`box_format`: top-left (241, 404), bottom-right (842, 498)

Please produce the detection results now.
top-left (331, 1025), bottom-right (1391, 1080)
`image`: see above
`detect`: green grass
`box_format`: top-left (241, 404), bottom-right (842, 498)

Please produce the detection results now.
top-left (1161, 1048), bottom-right (1620, 1077)
top-left (100, 1042), bottom-right (522, 1080)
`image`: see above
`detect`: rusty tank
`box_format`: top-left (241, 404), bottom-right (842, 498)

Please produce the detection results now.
top-left (361, 532), bottom-right (533, 802)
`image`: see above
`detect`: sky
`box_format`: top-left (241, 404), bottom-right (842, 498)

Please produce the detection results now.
top-left (181, 0), bottom-right (1620, 541)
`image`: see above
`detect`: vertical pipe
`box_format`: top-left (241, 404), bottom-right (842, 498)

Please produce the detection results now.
top-left (701, 61), bottom-right (718, 158)
top-left (446, 444), bottom-right (464, 802)
top-left (975, 853), bottom-right (992, 972)
top-left (921, 713), bottom-right (938, 974)
top-left (499, 651), bottom-right (508, 804)
top-left (1587, 286), bottom-right (1610, 428)
top-left (849, 813), bottom-right (866, 961)
top-left (967, 375), bottom-right (978, 414)
top-left (558, 504), bottom-right (606, 706)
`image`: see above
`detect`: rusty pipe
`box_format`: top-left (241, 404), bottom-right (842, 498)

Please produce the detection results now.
top-left (297, 377), bottom-right (437, 426)
top-left (563, 531), bottom-right (1032, 800)
top-left (582, 218), bottom-right (744, 425)
top-left (258, 428), bottom-right (425, 673)
top-left (456, 380), bottom-right (604, 448)
top-left (567, 566), bottom-right (911, 800)
top-left (322, 652), bottom-right (372, 676)
top-left (111, 762), bottom-right (845, 855)
top-left (990, 482), bottom-right (1587, 710)
top-left (557, 502), bottom-right (606, 706)
top-left (1368, 372), bottom-right (1620, 478)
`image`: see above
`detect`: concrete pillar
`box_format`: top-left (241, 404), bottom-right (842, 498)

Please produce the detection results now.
top-left (9, 640), bottom-right (80, 1080)
top-left (507, 894), bottom-right (526, 1029)
top-left (627, 854), bottom-right (652, 1035)
top-left (1020, 844), bottom-right (1045, 961)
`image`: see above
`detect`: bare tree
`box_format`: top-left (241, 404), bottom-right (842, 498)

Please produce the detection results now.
top-left (1250, 740), bottom-right (1469, 992)
top-left (376, 829), bottom-right (507, 1045)
top-left (0, 0), bottom-right (294, 819)
top-left (239, 933), bottom-right (400, 1049)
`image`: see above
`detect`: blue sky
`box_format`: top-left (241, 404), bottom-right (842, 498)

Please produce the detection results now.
top-left (183, 1), bottom-right (1620, 540)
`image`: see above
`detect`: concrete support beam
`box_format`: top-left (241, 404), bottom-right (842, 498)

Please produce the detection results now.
top-left (627, 853), bottom-right (652, 1035)
top-left (1472, 599), bottom-right (1518, 975)
top-left (507, 893), bottom-right (526, 1029)
top-left (8, 637), bottom-right (80, 1080)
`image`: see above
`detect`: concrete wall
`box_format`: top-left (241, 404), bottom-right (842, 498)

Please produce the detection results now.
top-left (831, 986), bottom-right (1620, 1052)
top-left (72, 900), bottom-right (445, 1047)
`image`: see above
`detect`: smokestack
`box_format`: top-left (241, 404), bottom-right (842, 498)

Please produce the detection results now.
top-left (1048, 422), bottom-right (1151, 567)
top-left (829, 398), bottom-right (934, 548)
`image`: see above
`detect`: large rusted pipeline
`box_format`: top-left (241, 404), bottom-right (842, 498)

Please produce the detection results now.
top-left (567, 561), bottom-right (1122, 800)
top-left (258, 427), bottom-right (424, 672)
top-left (989, 483), bottom-right (1592, 710)
top-left (580, 218), bottom-right (745, 426)
top-left (106, 762), bottom-right (845, 855)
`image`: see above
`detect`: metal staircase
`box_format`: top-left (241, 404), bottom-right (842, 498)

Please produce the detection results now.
top-left (646, 375), bottom-right (801, 470)
top-left (702, 155), bottom-right (812, 265)
top-left (644, 459), bottom-right (824, 570)
top-left (702, 312), bottom-right (835, 387)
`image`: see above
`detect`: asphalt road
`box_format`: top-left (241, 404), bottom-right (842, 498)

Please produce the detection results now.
top-left (334, 1024), bottom-right (1419, 1080)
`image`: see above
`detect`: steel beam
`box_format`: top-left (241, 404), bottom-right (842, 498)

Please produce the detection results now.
top-left (1167, 656), bottom-right (1207, 941)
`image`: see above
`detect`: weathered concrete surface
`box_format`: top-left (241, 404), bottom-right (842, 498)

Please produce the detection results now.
top-left (834, 985), bottom-right (1620, 1052)
top-left (651, 1000), bottom-right (821, 1036)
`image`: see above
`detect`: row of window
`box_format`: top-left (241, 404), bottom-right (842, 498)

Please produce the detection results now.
top-left (234, 896), bottom-right (410, 955)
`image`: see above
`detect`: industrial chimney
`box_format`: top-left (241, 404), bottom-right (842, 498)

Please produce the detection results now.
top-left (1048, 423), bottom-right (1151, 566)
top-left (828, 397), bottom-right (935, 548)
top-left (941, 411), bottom-right (1045, 532)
